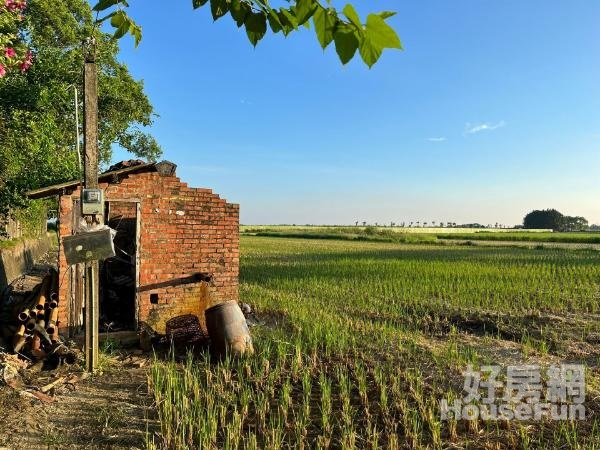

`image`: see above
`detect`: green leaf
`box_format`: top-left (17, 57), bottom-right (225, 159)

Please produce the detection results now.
top-left (245, 12), bottom-right (267, 47)
top-left (113, 20), bottom-right (130, 40)
top-left (295, 0), bottom-right (317, 26)
top-left (92, 0), bottom-right (120, 12)
top-left (96, 11), bottom-right (116, 24)
top-left (275, 8), bottom-right (298, 36)
top-left (358, 34), bottom-right (381, 68)
top-left (192, 0), bottom-right (209, 8)
top-left (279, 8), bottom-right (298, 31)
top-left (231, 0), bottom-right (250, 27)
top-left (359, 13), bottom-right (401, 67)
top-left (109, 11), bottom-right (141, 46)
top-left (334, 26), bottom-right (358, 64)
top-left (210, 0), bottom-right (229, 20)
top-left (313, 6), bottom-right (337, 49)
top-left (110, 10), bottom-right (130, 40)
top-left (267, 9), bottom-right (283, 33)
top-left (342, 4), bottom-right (361, 30)
top-left (365, 13), bottom-right (402, 50)
top-left (377, 11), bottom-right (396, 19)
top-left (110, 10), bottom-right (125, 27)
top-left (130, 23), bottom-right (142, 47)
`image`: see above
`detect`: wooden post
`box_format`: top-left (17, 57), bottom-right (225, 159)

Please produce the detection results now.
top-left (85, 263), bottom-right (98, 370)
top-left (83, 59), bottom-right (100, 372)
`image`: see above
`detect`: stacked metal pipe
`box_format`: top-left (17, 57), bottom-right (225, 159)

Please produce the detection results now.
top-left (2, 269), bottom-right (62, 359)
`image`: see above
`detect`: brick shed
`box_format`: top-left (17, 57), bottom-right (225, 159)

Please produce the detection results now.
top-left (27, 161), bottom-right (239, 336)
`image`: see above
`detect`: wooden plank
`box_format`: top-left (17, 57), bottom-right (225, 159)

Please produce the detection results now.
top-left (135, 202), bottom-right (141, 329)
top-left (104, 198), bottom-right (141, 203)
top-left (85, 264), bottom-right (98, 371)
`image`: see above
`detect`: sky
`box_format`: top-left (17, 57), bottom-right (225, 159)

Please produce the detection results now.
top-left (113, 1), bottom-right (600, 226)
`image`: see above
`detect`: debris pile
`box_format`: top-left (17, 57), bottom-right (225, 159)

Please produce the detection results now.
top-left (0, 269), bottom-right (76, 365)
top-left (1, 350), bottom-right (88, 403)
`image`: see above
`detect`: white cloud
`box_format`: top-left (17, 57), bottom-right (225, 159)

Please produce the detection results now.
top-left (427, 137), bottom-right (447, 142)
top-left (465, 120), bottom-right (506, 135)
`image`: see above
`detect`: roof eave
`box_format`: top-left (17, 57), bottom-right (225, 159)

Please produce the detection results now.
top-left (26, 162), bottom-right (156, 200)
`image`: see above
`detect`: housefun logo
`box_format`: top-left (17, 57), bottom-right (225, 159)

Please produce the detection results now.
top-left (440, 364), bottom-right (586, 421)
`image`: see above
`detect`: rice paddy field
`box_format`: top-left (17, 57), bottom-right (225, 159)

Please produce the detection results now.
top-left (148, 236), bottom-right (600, 449)
top-left (241, 225), bottom-right (600, 245)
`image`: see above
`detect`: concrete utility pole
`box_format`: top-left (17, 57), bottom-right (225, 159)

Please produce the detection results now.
top-left (83, 51), bottom-right (100, 372)
top-left (74, 86), bottom-right (81, 173)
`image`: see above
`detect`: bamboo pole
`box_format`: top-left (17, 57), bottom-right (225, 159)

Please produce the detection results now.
top-left (12, 325), bottom-right (26, 353)
top-left (35, 275), bottom-right (52, 311)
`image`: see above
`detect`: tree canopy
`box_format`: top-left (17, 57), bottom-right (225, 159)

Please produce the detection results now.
top-left (92, 0), bottom-right (402, 68)
top-left (523, 209), bottom-right (589, 232)
top-left (0, 0), bottom-right (161, 215)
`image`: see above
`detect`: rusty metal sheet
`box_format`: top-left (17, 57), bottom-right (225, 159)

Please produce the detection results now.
top-left (62, 229), bottom-right (115, 265)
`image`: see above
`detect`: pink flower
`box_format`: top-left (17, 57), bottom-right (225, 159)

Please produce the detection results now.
top-left (5, 48), bottom-right (16, 58)
top-left (5, 0), bottom-right (25, 11)
top-left (19, 51), bottom-right (32, 72)
top-left (0, 65), bottom-right (6, 78)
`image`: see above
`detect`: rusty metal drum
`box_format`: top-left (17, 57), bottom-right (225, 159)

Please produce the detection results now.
top-left (205, 301), bottom-right (254, 357)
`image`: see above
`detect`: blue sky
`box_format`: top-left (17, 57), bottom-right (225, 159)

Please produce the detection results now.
top-left (114, 1), bottom-right (600, 226)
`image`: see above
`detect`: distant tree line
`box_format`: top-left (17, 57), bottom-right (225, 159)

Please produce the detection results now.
top-left (353, 221), bottom-right (509, 229)
top-left (523, 209), bottom-right (589, 232)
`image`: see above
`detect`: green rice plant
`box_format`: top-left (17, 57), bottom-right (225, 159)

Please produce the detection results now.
top-left (279, 376), bottom-right (293, 426)
top-left (319, 372), bottom-right (333, 444)
top-left (146, 236), bottom-right (599, 449)
top-left (336, 366), bottom-right (353, 429)
top-left (341, 429), bottom-right (357, 450)
top-left (366, 423), bottom-right (380, 450)
top-left (254, 389), bottom-right (268, 432)
top-left (243, 433), bottom-right (258, 450)
top-left (265, 412), bottom-right (285, 449)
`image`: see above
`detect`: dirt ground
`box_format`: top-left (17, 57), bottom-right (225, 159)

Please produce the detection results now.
top-left (0, 246), bottom-right (156, 450)
top-left (0, 354), bottom-right (155, 450)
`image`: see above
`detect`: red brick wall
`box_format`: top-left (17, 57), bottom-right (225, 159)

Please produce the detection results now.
top-left (107, 201), bottom-right (137, 222)
top-left (57, 170), bottom-right (239, 335)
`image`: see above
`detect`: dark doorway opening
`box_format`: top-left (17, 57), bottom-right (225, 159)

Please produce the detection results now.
top-left (100, 201), bottom-right (138, 331)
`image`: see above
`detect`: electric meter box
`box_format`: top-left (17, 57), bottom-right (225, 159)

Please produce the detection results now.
top-left (81, 188), bottom-right (104, 215)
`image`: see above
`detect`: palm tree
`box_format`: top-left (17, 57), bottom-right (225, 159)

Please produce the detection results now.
top-left (362, 221), bottom-right (367, 227)
top-left (355, 221), bottom-right (359, 227)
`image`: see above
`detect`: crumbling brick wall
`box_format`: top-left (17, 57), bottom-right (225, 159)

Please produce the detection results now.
top-left (56, 168), bottom-right (239, 335)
